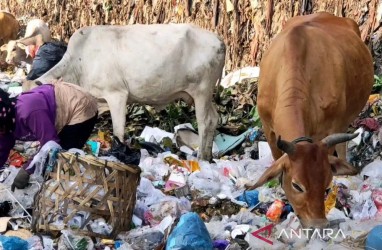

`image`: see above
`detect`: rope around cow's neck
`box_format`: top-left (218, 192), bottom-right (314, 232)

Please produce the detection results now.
top-left (292, 136), bottom-right (313, 144)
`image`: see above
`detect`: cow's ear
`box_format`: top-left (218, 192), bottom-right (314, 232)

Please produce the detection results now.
top-left (245, 155), bottom-right (285, 190)
top-left (328, 155), bottom-right (358, 176)
top-left (0, 44), bottom-right (7, 51)
top-left (16, 43), bottom-right (26, 50)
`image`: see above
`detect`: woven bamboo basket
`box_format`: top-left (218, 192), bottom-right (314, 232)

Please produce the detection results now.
top-left (31, 151), bottom-right (141, 239)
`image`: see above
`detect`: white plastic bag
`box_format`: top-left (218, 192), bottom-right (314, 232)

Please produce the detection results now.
top-left (137, 178), bottom-right (166, 206)
top-left (27, 140), bottom-right (62, 177)
top-left (361, 160), bottom-right (382, 179)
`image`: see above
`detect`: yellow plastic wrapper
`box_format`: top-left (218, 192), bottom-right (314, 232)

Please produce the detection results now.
top-left (325, 185), bottom-right (338, 215)
top-left (164, 156), bottom-right (201, 172)
top-left (101, 239), bottom-right (114, 245)
top-left (164, 156), bottom-right (184, 167)
top-left (98, 130), bottom-right (105, 141)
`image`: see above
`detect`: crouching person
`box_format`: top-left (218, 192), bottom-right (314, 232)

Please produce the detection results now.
top-left (0, 80), bottom-right (98, 191)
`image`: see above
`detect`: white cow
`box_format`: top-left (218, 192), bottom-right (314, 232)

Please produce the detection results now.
top-left (36, 24), bottom-right (226, 160)
top-left (24, 19), bottom-right (51, 40)
top-left (1, 19), bottom-right (51, 67)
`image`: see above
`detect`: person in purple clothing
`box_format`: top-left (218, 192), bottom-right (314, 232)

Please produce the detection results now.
top-left (0, 80), bottom-right (98, 191)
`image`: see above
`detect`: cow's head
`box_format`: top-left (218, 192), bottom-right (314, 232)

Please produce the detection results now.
top-left (247, 133), bottom-right (358, 228)
top-left (0, 40), bottom-right (29, 65)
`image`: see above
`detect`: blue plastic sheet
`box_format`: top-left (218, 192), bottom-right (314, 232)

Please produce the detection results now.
top-left (0, 235), bottom-right (28, 250)
top-left (166, 212), bottom-right (213, 250)
top-left (366, 225), bottom-right (382, 250)
top-left (236, 190), bottom-right (259, 207)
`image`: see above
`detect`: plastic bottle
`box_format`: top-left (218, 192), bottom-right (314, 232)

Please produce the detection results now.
top-left (325, 185), bottom-right (338, 215)
top-left (266, 200), bottom-right (284, 222)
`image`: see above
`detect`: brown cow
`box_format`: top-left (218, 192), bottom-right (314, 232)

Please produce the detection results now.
top-left (0, 12), bottom-right (19, 64)
top-left (246, 12), bottom-right (374, 229)
top-left (0, 12), bottom-right (19, 46)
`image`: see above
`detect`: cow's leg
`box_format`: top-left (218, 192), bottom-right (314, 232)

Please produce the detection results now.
top-left (193, 95), bottom-right (219, 161)
top-left (104, 93), bottom-right (128, 142)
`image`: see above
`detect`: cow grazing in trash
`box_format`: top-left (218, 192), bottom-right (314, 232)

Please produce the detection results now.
top-left (246, 12), bottom-right (374, 228)
top-left (35, 24), bottom-right (225, 160)
top-left (1, 19), bottom-right (51, 67)
top-left (0, 12), bottom-right (19, 63)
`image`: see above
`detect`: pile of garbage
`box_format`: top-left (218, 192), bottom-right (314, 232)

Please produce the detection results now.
top-left (0, 69), bottom-right (381, 249)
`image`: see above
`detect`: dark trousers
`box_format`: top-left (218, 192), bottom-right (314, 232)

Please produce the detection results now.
top-left (58, 114), bottom-right (98, 150)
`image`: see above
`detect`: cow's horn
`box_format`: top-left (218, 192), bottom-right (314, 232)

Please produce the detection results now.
top-left (321, 133), bottom-right (359, 148)
top-left (277, 136), bottom-right (295, 155)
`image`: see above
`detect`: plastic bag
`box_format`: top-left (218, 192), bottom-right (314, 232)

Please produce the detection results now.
top-left (361, 160), bottom-right (382, 179)
top-left (59, 230), bottom-right (94, 250)
top-left (138, 141), bottom-right (164, 156)
top-left (235, 190), bottom-right (259, 207)
top-left (371, 188), bottom-right (382, 212)
top-left (188, 161), bottom-right (234, 198)
top-left (366, 225), bottom-right (382, 250)
top-left (351, 199), bottom-right (378, 220)
top-left (230, 210), bottom-right (263, 226)
top-left (123, 226), bottom-right (164, 250)
top-left (213, 240), bottom-right (230, 250)
top-left (214, 156), bottom-right (274, 189)
top-left (205, 220), bottom-right (228, 240)
top-left (0, 235), bottom-right (28, 250)
top-left (0, 201), bottom-right (12, 217)
top-left (109, 137), bottom-right (140, 165)
top-left (89, 218), bottom-right (113, 235)
top-left (0, 166), bottom-right (20, 186)
top-left (27, 140), bottom-right (62, 177)
top-left (166, 212), bottom-right (213, 250)
top-left (137, 178), bottom-right (166, 206)
top-left (145, 200), bottom-right (181, 226)
top-left (325, 185), bottom-right (338, 214)
top-left (266, 200), bottom-right (285, 222)
top-left (27, 236), bottom-right (44, 250)
top-left (26, 42), bottom-right (67, 80)
top-left (139, 155), bottom-right (169, 181)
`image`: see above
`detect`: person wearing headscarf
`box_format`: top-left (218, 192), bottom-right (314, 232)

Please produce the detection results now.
top-left (0, 80), bottom-right (98, 190)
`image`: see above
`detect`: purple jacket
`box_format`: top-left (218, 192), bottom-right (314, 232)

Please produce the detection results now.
top-left (0, 84), bottom-right (58, 169)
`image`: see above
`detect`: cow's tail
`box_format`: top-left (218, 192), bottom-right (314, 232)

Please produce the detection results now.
top-left (36, 52), bottom-right (70, 84)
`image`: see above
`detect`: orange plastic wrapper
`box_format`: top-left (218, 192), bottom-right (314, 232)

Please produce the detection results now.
top-left (266, 200), bottom-right (285, 222)
top-left (368, 94), bottom-right (381, 105)
top-left (182, 160), bottom-right (200, 172)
